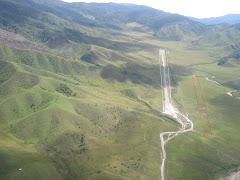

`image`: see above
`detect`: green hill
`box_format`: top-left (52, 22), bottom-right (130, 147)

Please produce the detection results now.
top-left (0, 0), bottom-right (206, 42)
top-left (193, 23), bottom-right (240, 52)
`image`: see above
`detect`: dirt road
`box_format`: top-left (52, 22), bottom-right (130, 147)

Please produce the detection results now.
top-left (205, 77), bottom-right (238, 98)
top-left (220, 170), bottom-right (240, 180)
top-left (158, 49), bottom-right (194, 180)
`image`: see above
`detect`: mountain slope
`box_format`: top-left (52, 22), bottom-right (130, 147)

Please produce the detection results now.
top-left (0, 0), bottom-right (206, 42)
top-left (70, 2), bottom-right (207, 40)
top-left (193, 23), bottom-right (240, 51)
top-left (189, 14), bottom-right (240, 25)
top-left (0, 1), bottom-right (174, 179)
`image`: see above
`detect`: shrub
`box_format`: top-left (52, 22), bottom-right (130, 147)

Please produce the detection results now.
top-left (218, 51), bottom-right (240, 65)
top-left (56, 84), bottom-right (73, 96)
top-left (81, 53), bottom-right (94, 64)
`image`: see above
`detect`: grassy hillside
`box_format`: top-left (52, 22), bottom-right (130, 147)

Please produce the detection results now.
top-left (0, 0), bottom-right (206, 42)
top-left (166, 54), bottom-right (240, 180)
top-left (193, 23), bottom-right (240, 52)
top-left (0, 38), bottom-right (175, 179)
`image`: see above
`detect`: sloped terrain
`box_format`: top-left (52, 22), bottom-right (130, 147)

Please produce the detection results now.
top-left (0, 0), bottom-right (240, 180)
top-left (193, 23), bottom-right (240, 52)
top-left (189, 14), bottom-right (240, 25)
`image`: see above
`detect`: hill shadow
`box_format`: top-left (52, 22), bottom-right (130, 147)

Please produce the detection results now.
top-left (100, 63), bottom-right (192, 88)
top-left (168, 63), bottom-right (193, 87)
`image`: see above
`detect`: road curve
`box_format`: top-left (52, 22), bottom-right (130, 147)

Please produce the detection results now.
top-left (159, 49), bottom-right (194, 180)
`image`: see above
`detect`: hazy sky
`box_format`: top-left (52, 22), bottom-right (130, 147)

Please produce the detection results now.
top-left (62, 0), bottom-right (240, 18)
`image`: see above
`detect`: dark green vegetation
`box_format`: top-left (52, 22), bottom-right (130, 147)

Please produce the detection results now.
top-left (0, 0), bottom-right (240, 180)
top-left (56, 84), bottom-right (74, 96)
top-left (218, 51), bottom-right (240, 65)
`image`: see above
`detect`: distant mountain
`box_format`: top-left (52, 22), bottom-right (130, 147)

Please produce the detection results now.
top-left (189, 14), bottom-right (240, 25)
top-left (0, 0), bottom-right (206, 42)
top-left (69, 3), bottom-right (207, 40)
top-left (193, 23), bottom-right (240, 51)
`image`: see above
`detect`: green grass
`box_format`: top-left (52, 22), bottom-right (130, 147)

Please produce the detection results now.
top-left (1, 3), bottom-right (240, 179)
top-left (0, 40), bottom-right (177, 179)
top-left (1, 31), bottom-right (240, 180)
top-left (0, 131), bottom-right (62, 180)
top-left (165, 49), bottom-right (240, 179)
top-left (1, 34), bottom-right (240, 180)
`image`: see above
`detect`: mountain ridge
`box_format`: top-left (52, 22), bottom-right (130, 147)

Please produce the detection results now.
top-left (0, 0), bottom-right (207, 42)
top-left (189, 14), bottom-right (240, 25)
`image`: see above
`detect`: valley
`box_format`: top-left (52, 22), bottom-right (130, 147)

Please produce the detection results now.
top-left (159, 49), bottom-right (193, 180)
top-left (0, 0), bottom-right (240, 180)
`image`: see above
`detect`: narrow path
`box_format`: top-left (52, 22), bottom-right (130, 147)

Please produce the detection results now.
top-left (158, 49), bottom-right (194, 180)
top-left (226, 90), bottom-right (237, 97)
top-left (205, 77), bottom-right (239, 98)
top-left (205, 77), bottom-right (222, 86)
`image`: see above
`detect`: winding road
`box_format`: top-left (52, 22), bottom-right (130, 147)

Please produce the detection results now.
top-left (205, 77), bottom-right (239, 98)
top-left (158, 49), bottom-right (194, 180)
